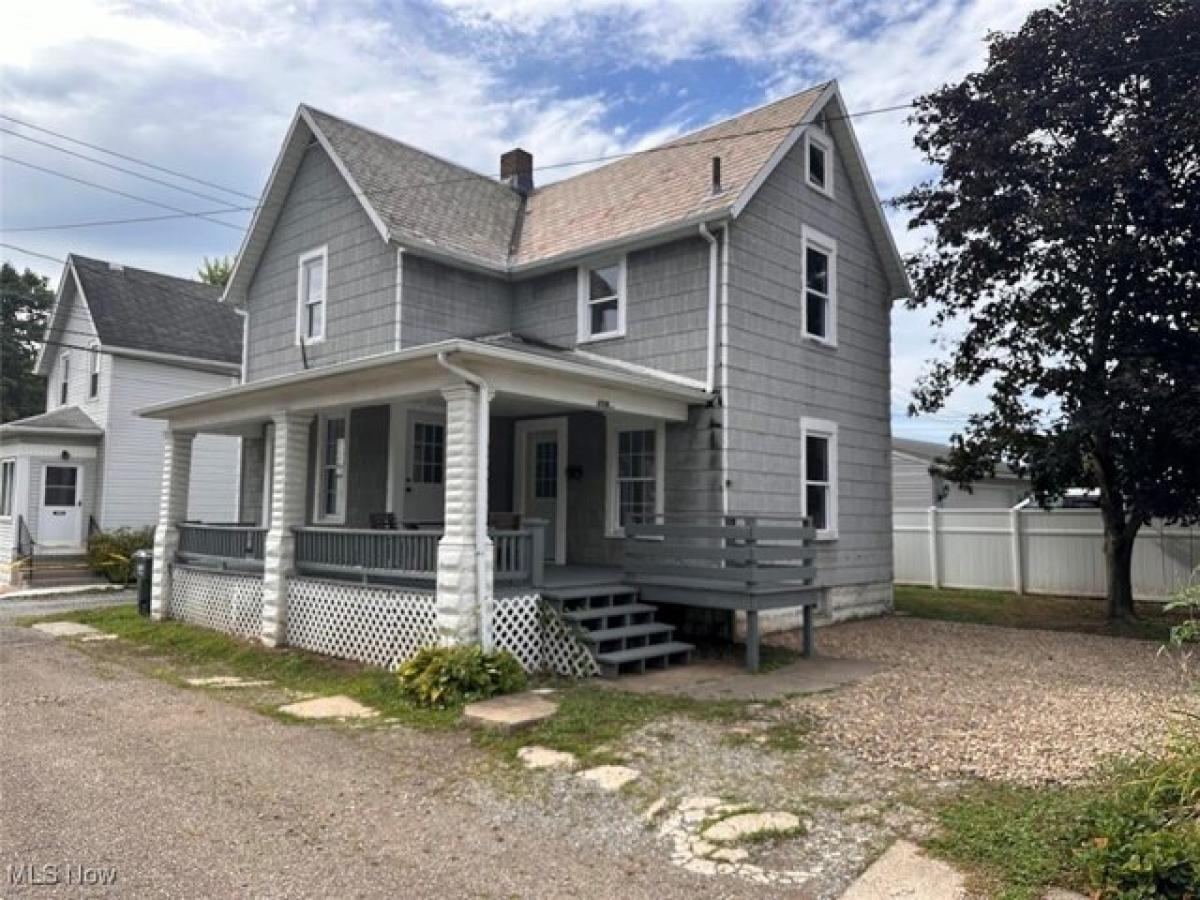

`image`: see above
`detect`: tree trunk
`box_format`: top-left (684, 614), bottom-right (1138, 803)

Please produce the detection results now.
top-left (1102, 520), bottom-right (1138, 620)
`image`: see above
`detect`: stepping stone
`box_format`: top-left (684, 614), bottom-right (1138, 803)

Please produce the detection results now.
top-left (704, 811), bottom-right (801, 843)
top-left (80, 634), bottom-right (118, 642)
top-left (839, 839), bottom-right (966, 900)
top-left (577, 764), bottom-right (640, 792)
top-left (679, 795), bottom-right (724, 811)
top-left (517, 746), bottom-right (577, 770)
top-left (711, 847), bottom-right (750, 863)
top-left (462, 693), bottom-right (557, 731)
top-left (186, 676), bottom-right (273, 688)
top-left (32, 622), bottom-right (101, 637)
top-left (277, 695), bottom-right (378, 719)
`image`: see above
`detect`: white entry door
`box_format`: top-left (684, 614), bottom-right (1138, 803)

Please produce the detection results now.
top-left (404, 414), bottom-right (446, 524)
top-left (515, 418), bottom-right (567, 564)
top-left (40, 464), bottom-right (83, 546)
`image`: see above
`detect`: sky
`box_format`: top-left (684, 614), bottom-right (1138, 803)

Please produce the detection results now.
top-left (0, 0), bottom-right (1052, 442)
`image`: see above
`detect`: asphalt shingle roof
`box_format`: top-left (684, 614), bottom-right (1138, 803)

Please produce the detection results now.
top-left (70, 256), bottom-right (242, 364)
top-left (0, 406), bottom-right (101, 434)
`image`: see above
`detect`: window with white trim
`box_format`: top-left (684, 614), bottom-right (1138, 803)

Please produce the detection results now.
top-left (88, 343), bottom-right (101, 399)
top-left (606, 418), bottom-right (664, 535)
top-left (0, 459), bottom-right (14, 517)
top-left (577, 258), bottom-right (626, 343)
top-left (802, 227), bottom-right (837, 345)
top-left (800, 418), bottom-right (838, 540)
top-left (59, 354), bottom-right (70, 406)
top-left (805, 128), bottom-right (833, 197)
top-left (316, 414), bottom-right (347, 522)
top-left (296, 247), bottom-right (327, 344)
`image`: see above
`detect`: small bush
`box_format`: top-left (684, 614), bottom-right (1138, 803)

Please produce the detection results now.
top-left (87, 527), bottom-right (154, 583)
top-left (396, 646), bottom-right (526, 709)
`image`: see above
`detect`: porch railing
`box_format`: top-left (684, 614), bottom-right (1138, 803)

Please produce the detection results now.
top-left (176, 523), bottom-right (267, 572)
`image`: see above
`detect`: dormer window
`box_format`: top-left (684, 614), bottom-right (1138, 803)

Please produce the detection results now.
top-left (577, 258), bottom-right (626, 343)
top-left (296, 246), bottom-right (327, 345)
top-left (805, 128), bottom-right (834, 198)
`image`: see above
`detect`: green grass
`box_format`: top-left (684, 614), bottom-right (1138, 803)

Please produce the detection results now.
top-left (23, 604), bottom-right (459, 728)
top-left (894, 585), bottom-right (1183, 642)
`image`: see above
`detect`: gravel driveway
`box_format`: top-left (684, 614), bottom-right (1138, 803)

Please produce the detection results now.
top-left (778, 616), bottom-right (1200, 784)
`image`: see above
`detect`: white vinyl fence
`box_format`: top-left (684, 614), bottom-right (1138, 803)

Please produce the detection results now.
top-left (894, 505), bottom-right (1199, 600)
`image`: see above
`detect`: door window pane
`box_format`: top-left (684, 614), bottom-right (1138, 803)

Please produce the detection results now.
top-left (44, 466), bottom-right (78, 507)
top-left (411, 423), bottom-right (445, 484)
top-left (534, 440), bottom-right (557, 499)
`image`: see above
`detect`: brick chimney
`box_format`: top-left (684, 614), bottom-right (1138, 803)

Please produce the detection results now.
top-left (500, 147), bottom-right (533, 195)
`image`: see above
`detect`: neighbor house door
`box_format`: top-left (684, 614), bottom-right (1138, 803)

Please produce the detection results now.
top-left (39, 464), bottom-right (83, 546)
top-left (404, 414), bottom-right (446, 524)
top-left (514, 418), bottom-right (567, 565)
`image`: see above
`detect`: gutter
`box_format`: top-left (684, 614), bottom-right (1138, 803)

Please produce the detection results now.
top-left (435, 351), bottom-right (493, 650)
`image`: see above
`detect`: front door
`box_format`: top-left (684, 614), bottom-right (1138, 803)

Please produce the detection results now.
top-left (40, 464), bottom-right (82, 546)
top-left (515, 419), bottom-right (567, 564)
top-left (404, 414), bottom-right (446, 524)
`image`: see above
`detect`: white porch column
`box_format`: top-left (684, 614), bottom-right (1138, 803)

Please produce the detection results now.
top-left (260, 412), bottom-right (312, 647)
top-left (150, 430), bottom-right (195, 620)
top-left (436, 384), bottom-right (492, 645)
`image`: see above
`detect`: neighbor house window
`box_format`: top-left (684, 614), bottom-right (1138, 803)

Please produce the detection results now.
top-left (59, 354), bottom-right (70, 405)
top-left (410, 422), bottom-right (445, 485)
top-left (802, 226), bottom-right (837, 345)
top-left (296, 246), bottom-right (327, 344)
top-left (88, 343), bottom-right (100, 398)
top-left (577, 258), bottom-right (626, 342)
top-left (800, 417), bottom-right (838, 540)
top-left (805, 128), bottom-right (833, 197)
top-left (606, 418), bottom-right (664, 535)
top-left (316, 414), bottom-right (347, 522)
top-left (0, 460), bottom-right (14, 517)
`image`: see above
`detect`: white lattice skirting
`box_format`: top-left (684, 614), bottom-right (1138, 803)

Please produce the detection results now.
top-left (170, 566), bottom-right (264, 640)
top-left (492, 593), bottom-right (600, 678)
top-left (286, 578), bottom-right (438, 669)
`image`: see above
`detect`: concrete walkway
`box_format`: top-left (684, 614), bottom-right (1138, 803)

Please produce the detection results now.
top-left (604, 656), bottom-right (881, 700)
top-left (0, 589), bottom-right (132, 624)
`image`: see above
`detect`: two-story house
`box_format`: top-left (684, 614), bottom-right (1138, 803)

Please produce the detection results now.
top-left (142, 81), bottom-right (909, 674)
top-left (1, 255), bottom-right (243, 585)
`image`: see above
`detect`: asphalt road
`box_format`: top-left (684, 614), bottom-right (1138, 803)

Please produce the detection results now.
top-left (0, 624), bottom-right (794, 899)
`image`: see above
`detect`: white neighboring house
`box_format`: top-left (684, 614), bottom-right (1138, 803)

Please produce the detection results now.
top-left (0, 255), bottom-right (242, 584)
top-left (892, 437), bottom-right (1030, 510)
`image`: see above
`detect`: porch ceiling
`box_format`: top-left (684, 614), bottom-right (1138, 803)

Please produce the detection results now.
top-left (137, 338), bottom-right (710, 432)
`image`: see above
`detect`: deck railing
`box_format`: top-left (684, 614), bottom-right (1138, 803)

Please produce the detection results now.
top-left (176, 523), bottom-right (267, 572)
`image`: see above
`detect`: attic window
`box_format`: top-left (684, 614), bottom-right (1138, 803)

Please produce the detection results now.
top-left (577, 258), bottom-right (626, 343)
top-left (805, 128), bottom-right (833, 198)
top-left (60, 354), bottom-right (70, 406)
top-left (88, 343), bottom-right (100, 398)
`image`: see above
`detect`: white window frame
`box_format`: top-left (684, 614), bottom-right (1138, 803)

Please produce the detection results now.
top-left (577, 256), bottom-right (627, 344)
top-left (800, 417), bottom-right (838, 541)
top-left (801, 225), bottom-right (838, 347)
top-left (0, 459), bottom-right (15, 518)
top-left (295, 245), bottom-right (328, 346)
top-left (88, 342), bottom-right (101, 399)
top-left (59, 353), bottom-right (70, 406)
top-left (313, 411), bottom-right (348, 524)
top-left (604, 416), bottom-right (665, 537)
top-left (804, 127), bottom-right (834, 198)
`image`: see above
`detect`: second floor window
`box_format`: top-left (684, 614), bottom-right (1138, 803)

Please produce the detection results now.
top-left (297, 247), bottom-right (327, 345)
top-left (577, 258), bottom-right (626, 343)
top-left (59, 354), bottom-right (70, 406)
top-left (88, 343), bottom-right (100, 398)
top-left (802, 227), bottom-right (838, 345)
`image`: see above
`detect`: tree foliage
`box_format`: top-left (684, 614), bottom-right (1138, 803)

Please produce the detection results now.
top-left (197, 255), bottom-right (233, 288)
top-left (0, 262), bottom-right (54, 423)
top-left (895, 0), bottom-right (1200, 617)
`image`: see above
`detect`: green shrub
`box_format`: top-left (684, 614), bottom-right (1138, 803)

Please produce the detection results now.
top-left (87, 527), bottom-right (154, 583)
top-left (396, 645), bottom-right (526, 708)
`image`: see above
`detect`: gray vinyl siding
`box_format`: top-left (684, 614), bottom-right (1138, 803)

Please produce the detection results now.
top-left (511, 237), bottom-right (712, 382)
top-left (401, 255), bottom-right (512, 346)
top-left (244, 144), bottom-right (396, 381)
top-left (239, 433), bottom-right (267, 525)
top-left (892, 452), bottom-right (935, 509)
top-left (892, 451), bottom-right (1028, 509)
top-left (726, 123), bottom-right (894, 608)
top-left (102, 356), bottom-right (239, 527)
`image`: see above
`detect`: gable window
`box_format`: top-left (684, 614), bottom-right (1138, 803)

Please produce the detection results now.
top-left (800, 418), bottom-right (838, 540)
top-left (802, 226), bottom-right (838, 345)
top-left (88, 343), bottom-right (100, 399)
top-left (296, 246), bottom-right (328, 345)
top-left (410, 422), bottom-right (445, 485)
top-left (59, 354), bottom-right (70, 406)
top-left (605, 418), bottom-right (664, 535)
top-left (316, 414), bottom-right (347, 522)
top-left (577, 258), bottom-right (626, 343)
top-left (805, 128), bottom-right (834, 197)
top-left (0, 459), bottom-right (14, 517)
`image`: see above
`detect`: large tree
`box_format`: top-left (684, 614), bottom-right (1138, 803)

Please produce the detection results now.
top-left (0, 262), bottom-right (54, 423)
top-left (896, 0), bottom-right (1200, 618)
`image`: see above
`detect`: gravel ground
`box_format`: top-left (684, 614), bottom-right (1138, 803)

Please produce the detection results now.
top-left (775, 616), bottom-right (1200, 785)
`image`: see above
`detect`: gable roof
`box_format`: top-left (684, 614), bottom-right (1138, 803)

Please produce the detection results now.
top-left (225, 81), bottom-right (909, 303)
top-left (0, 405), bottom-right (102, 437)
top-left (38, 256), bottom-right (242, 375)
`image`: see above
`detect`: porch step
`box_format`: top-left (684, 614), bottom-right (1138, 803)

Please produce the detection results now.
top-left (540, 583), bottom-right (639, 604)
top-left (562, 602), bottom-right (659, 627)
top-left (594, 641), bottom-right (695, 677)
top-left (581, 622), bottom-right (675, 645)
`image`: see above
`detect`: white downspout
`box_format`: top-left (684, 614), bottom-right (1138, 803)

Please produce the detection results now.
top-left (435, 351), bottom-right (493, 650)
top-left (719, 224), bottom-right (730, 517)
top-left (698, 223), bottom-right (719, 394)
